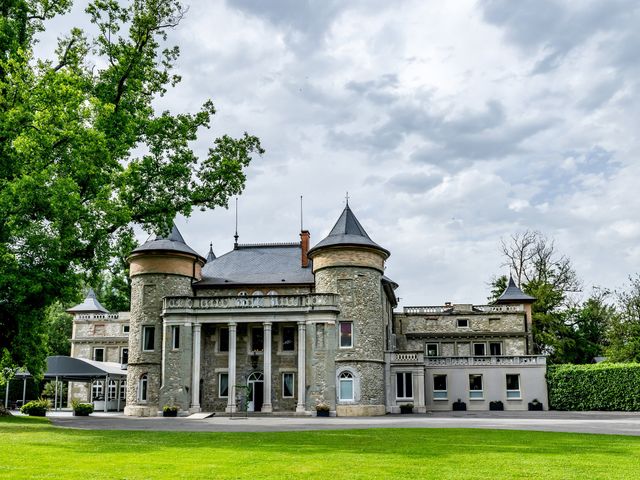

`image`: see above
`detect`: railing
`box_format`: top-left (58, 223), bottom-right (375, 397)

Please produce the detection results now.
top-left (390, 352), bottom-right (423, 363)
top-left (424, 355), bottom-right (546, 366)
top-left (403, 304), bottom-right (525, 314)
top-left (163, 293), bottom-right (338, 311)
top-left (75, 313), bottom-right (123, 320)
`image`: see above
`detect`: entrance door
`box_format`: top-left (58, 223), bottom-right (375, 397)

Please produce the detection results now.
top-left (247, 372), bottom-right (264, 412)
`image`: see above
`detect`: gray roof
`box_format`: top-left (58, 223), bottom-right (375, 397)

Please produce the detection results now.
top-left (206, 243), bottom-right (216, 263)
top-left (496, 276), bottom-right (536, 303)
top-left (308, 205), bottom-right (389, 257)
top-left (131, 224), bottom-right (204, 260)
top-left (43, 356), bottom-right (126, 380)
top-left (196, 243), bottom-right (314, 286)
top-left (67, 288), bottom-right (109, 313)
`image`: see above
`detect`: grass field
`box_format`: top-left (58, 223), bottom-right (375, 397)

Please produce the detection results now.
top-left (1, 416), bottom-right (640, 479)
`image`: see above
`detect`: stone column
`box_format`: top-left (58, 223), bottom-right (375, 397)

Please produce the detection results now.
top-left (226, 322), bottom-right (237, 413)
top-left (190, 323), bottom-right (201, 412)
top-left (262, 322), bottom-right (273, 413)
top-left (296, 321), bottom-right (306, 413)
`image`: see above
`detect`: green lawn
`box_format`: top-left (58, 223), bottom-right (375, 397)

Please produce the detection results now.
top-left (1, 416), bottom-right (639, 479)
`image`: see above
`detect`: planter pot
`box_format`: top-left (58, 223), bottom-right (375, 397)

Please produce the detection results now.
top-left (452, 401), bottom-right (466, 411)
top-left (528, 402), bottom-right (543, 411)
top-left (489, 401), bottom-right (504, 411)
top-left (400, 407), bottom-right (413, 414)
top-left (29, 411), bottom-right (46, 417)
top-left (73, 411), bottom-right (90, 416)
top-left (163, 410), bottom-right (178, 417)
top-left (316, 411), bottom-right (330, 417)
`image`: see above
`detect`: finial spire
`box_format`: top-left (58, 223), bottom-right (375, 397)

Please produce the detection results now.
top-left (234, 197), bottom-right (239, 249)
top-left (345, 191), bottom-right (349, 206)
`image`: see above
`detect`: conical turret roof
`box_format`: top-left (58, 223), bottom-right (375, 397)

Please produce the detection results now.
top-left (206, 243), bottom-right (216, 263)
top-left (131, 224), bottom-right (205, 261)
top-left (495, 276), bottom-right (536, 303)
top-left (67, 288), bottom-right (109, 313)
top-left (308, 204), bottom-right (389, 257)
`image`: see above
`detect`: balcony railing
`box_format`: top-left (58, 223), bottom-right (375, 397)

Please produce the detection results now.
top-left (75, 313), bottom-right (123, 321)
top-left (163, 293), bottom-right (339, 311)
top-left (403, 304), bottom-right (525, 314)
top-left (424, 355), bottom-right (546, 366)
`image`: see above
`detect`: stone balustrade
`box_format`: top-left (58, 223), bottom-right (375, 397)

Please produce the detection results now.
top-left (75, 313), bottom-right (123, 321)
top-left (163, 293), bottom-right (339, 312)
top-left (390, 352), bottom-right (424, 363)
top-left (423, 355), bottom-right (546, 366)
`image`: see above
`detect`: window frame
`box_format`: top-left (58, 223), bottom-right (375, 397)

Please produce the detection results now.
top-left (339, 321), bottom-right (353, 349)
top-left (506, 374), bottom-right (521, 399)
top-left (395, 372), bottom-right (413, 400)
top-left (92, 347), bottom-right (105, 362)
top-left (122, 325), bottom-right (130, 334)
top-left (91, 380), bottom-right (104, 401)
top-left (457, 318), bottom-right (469, 328)
top-left (171, 325), bottom-right (180, 350)
top-left (120, 347), bottom-right (129, 365)
top-left (139, 374), bottom-right (148, 403)
top-left (282, 372), bottom-right (295, 398)
top-left (250, 326), bottom-right (264, 353)
top-left (433, 374), bottom-right (448, 400)
top-left (218, 372), bottom-right (229, 398)
top-left (338, 371), bottom-right (355, 401)
top-left (280, 325), bottom-right (296, 353)
top-left (218, 327), bottom-right (229, 353)
top-left (489, 342), bottom-right (502, 356)
top-left (426, 343), bottom-right (439, 357)
top-left (142, 325), bottom-right (155, 352)
top-left (468, 374), bottom-right (484, 400)
top-left (473, 342), bottom-right (486, 356)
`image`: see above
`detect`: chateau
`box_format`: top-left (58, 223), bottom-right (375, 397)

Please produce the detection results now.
top-left (68, 204), bottom-right (547, 416)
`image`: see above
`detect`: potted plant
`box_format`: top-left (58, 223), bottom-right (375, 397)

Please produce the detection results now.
top-left (316, 403), bottom-right (330, 417)
top-left (489, 400), bottom-right (504, 411)
top-left (528, 399), bottom-right (543, 411)
top-left (71, 399), bottom-right (94, 416)
top-left (20, 398), bottom-right (50, 417)
top-left (399, 403), bottom-right (413, 414)
top-left (163, 405), bottom-right (179, 417)
top-left (452, 399), bottom-right (467, 411)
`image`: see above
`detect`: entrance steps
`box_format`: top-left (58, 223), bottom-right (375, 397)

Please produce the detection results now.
top-left (187, 412), bottom-right (216, 419)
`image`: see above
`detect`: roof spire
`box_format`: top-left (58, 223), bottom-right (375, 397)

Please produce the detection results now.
top-left (206, 242), bottom-right (216, 263)
top-left (345, 191), bottom-right (349, 207)
top-left (234, 197), bottom-right (239, 249)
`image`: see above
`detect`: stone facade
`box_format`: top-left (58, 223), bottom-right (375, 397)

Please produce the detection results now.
top-left (68, 205), bottom-right (548, 416)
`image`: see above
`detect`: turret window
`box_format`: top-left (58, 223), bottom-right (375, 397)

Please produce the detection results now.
top-left (339, 322), bottom-right (353, 348)
top-left (339, 371), bottom-right (354, 401)
top-left (142, 326), bottom-right (155, 351)
top-left (139, 374), bottom-right (148, 402)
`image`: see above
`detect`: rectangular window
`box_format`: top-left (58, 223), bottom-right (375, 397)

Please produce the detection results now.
top-left (251, 327), bottom-right (264, 352)
top-left (426, 343), bottom-right (439, 357)
top-left (282, 326), bottom-right (296, 351)
top-left (457, 318), bottom-right (469, 328)
top-left (107, 380), bottom-right (117, 401)
top-left (120, 347), bottom-right (129, 365)
top-left (119, 381), bottom-right (127, 400)
top-left (282, 373), bottom-right (295, 398)
top-left (506, 374), bottom-right (521, 399)
top-left (122, 325), bottom-right (130, 334)
top-left (93, 347), bottom-right (104, 362)
top-left (219, 327), bottom-right (229, 352)
top-left (473, 343), bottom-right (486, 356)
top-left (219, 373), bottom-right (229, 398)
top-left (142, 326), bottom-right (155, 351)
top-left (469, 374), bottom-right (483, 399)
top-left (396, 372), bottom-right (413, 399)
top-left (171, 325), bottom-right (180, 350)
top-left (489, 342), bottom-right (502, 356)
top-left (92, 381), bottom-right (104, 400)
top-left (339, 322), bottom-right (353, 348)
top-left (433, 374), bottom-right (448, 400)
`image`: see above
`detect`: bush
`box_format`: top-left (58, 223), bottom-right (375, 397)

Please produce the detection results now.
top-left (71, 399), bottom-right (94, 416)
top-left (20, 399), bottom-right (51, 416)
top-left (547, 363), bottom-right (640, 411)
top-left (163, 405), bottom-right (179, 417)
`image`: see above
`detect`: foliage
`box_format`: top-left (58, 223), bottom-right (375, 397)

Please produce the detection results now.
top-left (44, 302), bottom-right (73, 356)
top-left (162, 405), bottom-right (178, 413)
top-left (547, 363), bottom-right (640, 411)
top-left (0, 0), bottom-right (263, 379)
top-left (20, 398), bottom-right (51, 416)
top-left (71, 400), bottom-right (93, 415)
top-left (606, 275), bottom-right (640, 362)
top-left (315, 403), bottom-right (330, 412)
top-left (4, 421), bottom-right (640, 479)
top-left (41, 380), bottom-right (67, 400)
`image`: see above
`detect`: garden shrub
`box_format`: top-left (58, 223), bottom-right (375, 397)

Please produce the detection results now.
top-left (547, 363), bottom-right (640, 411)
top-left (20, 398), bottom-right (51, 416)
top-left (71, 399), bottom-right (94, 416)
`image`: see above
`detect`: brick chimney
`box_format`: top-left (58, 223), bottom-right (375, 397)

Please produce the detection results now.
top-left (300, 230), bottom-right (310, 268)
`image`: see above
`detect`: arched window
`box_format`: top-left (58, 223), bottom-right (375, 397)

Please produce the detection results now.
top-left (339, 371), bottom-right (354, 401)
top-left (139, 374), bottom-right (148, 403)
top-left (252, 290), bottom-right (264, 296)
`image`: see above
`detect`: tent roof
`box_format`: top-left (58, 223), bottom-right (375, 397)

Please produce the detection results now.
top-left (40, 356), bottom-right (127, 381)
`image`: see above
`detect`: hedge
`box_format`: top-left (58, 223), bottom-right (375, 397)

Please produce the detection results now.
top-left (547, 363), bottom-right (640, 411)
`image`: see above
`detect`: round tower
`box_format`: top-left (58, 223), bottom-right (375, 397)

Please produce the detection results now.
top-left (308, 204), bottom-right (390, 416)
top-left (124, 225), bottom-right (205, 416)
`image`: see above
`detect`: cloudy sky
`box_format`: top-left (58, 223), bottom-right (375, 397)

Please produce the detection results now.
top-left (40, 0), bottom-right (640, 306)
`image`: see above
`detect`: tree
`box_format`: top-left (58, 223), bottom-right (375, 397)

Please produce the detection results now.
top-left (0, 0), bottom-right (263, 381)
top-left (44, 302), bottom-right (73, 357)
top-left (606, 276), bottom-right (640, 362)
top-left (495, 230), bottom-right (582, 361)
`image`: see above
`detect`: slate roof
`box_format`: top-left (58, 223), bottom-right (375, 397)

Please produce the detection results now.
top-left (196, 243), bottom-right (314, 286)
top-left (206, 243), bottom-right (216, 263)
top-left (308, 205), bottom-right (389, 257)
top-left (131, 224), bottom-right (204, 260)
top-left (67, 288), bottom-right (109, 313)
top-left (495, 276), bottom-right (536, 303)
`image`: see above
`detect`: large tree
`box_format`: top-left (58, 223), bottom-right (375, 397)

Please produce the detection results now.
top-left (606, 276), bottom-right (640, 362)
top-left (0, 0), bottom-right (263, 380)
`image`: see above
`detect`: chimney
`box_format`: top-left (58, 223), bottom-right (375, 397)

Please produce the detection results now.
top-left (300, 230), bottom-right (310, 268)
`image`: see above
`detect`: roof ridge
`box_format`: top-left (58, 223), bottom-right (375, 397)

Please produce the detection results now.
top-left (237, 242), bottom-right (299, 248)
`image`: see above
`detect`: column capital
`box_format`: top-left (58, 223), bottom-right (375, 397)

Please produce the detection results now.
top-left (297, 320), bottom-right (306, 327)
top-left (263, 321), bottom-right (273, 327)
top-left (228, 321), bottom-right (237, 328)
